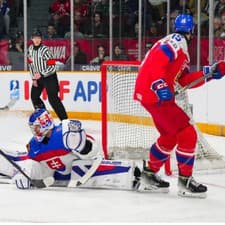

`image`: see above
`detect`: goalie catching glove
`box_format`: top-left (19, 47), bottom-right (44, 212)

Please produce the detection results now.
top-left (203, 61), bottom-right (225, 81)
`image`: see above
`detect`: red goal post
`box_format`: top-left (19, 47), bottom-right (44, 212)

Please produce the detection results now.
top-left (101, 60), bottom-right (140, 159)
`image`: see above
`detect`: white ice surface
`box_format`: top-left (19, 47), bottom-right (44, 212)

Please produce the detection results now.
top-left (0, 112), bottom-right (225, 223)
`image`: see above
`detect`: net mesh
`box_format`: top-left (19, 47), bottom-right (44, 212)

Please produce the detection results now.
top-left (102, 62), bottom-right (225, 171)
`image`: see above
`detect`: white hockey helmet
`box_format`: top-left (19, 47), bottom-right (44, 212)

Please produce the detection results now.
top-left (29, 108), bottom-right (54, 142)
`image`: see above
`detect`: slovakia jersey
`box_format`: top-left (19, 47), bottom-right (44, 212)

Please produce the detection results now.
top-left (28, 124), bottom-right (74, 174)
top-left (134, 33), bottom-right (204, 104)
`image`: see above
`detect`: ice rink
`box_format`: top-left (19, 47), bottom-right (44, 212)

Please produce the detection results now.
top-left (0, 112), bottom-right (225, 223)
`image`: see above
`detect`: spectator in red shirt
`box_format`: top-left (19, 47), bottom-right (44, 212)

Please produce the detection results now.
top-left (49, 0), bottom-right (70, 37)
top-left (74, 0), bottom-right (89, 17)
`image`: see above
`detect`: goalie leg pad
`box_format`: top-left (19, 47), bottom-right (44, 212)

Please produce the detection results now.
top-left (0, 150), bottom-right (29, 177)
top-left (0, 154), bottom-right (17, 177)
top-left (71, 159), bottom-right (136, 190)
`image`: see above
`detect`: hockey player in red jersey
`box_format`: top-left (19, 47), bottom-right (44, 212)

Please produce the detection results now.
top-left (134, 14), bottom-right (225, 198)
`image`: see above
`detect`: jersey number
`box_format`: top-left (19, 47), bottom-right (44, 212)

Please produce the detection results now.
top-left (172, 34), bottom-right (182, 41)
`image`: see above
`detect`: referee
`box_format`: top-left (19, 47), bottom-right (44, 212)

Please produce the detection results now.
top-left (27, 29), bottom-right (68, 121)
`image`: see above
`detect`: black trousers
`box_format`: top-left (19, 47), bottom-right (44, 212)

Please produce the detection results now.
top-left (31, 73), bottom-right (68, 120)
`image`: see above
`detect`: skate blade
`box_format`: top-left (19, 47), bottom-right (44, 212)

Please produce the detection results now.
top-left (137, 183), bottom-right (169, 193)
top-left (177, 189), bottom-right (207, 199)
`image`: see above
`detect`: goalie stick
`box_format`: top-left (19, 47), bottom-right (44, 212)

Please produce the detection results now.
top-left (0, 149), bottom-right (54, 188)
top-left (0, 98), bottom-right (17, 111)
top-left (68, 155), bottom-right (102, 187)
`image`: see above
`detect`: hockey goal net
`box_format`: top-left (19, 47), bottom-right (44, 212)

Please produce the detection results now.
top-left (101, 61), bottom-right (225, 174)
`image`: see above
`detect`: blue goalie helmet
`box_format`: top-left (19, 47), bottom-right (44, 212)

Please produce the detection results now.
top-left (174, 14), bottom-right (194, 33)
top-left (29, 108), bottom-right (54, 142)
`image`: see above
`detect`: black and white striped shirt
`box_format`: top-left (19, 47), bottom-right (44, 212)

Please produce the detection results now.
top-left (27, 44), bottom-right (56, 79)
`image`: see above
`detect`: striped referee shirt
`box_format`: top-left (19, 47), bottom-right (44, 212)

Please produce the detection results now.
top-left (27, 44), bottom-right (56, 79)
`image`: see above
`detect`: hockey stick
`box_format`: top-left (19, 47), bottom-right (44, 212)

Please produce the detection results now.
top-left (68, 155), bottom-right (102, 187)
top-left (174, 72), bottom-right (213, 96)
top-left (174, 61), bottom-right (223, 96)
top-left (0, 98), bottom-right (17, 111)
top-left (165, 74), bottom-right (212, 176)
top-left (0, 149), bottom-right (54, 188)
top-left (165, 65), bottom-right (219, 175)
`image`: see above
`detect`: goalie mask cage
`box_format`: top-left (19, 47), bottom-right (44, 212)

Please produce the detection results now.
top-left (101, 61), bottom-right (225, 174)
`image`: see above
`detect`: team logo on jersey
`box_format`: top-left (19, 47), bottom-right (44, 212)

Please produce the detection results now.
top-left (46, 157), bottom-right (66, 171)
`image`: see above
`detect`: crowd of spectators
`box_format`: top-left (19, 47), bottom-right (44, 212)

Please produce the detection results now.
top-left (1, 0), bottom-right (225, 67)
top-left (48, 0), bottom-right (225, 41)
top-left (0, 0), bottom-right (31, 39)
top-left (1, 0), bottom-right (225, 40)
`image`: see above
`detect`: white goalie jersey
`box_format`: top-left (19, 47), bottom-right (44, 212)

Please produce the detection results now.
top-left (0, 119), bottom-right (141, 191)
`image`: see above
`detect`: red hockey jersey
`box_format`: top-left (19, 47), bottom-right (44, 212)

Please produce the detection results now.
top-left (134, 33), bottom-right (204, 104)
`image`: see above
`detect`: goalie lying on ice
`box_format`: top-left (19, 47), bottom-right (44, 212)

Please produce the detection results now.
top-left (0, 108), bottom-right (166, 193)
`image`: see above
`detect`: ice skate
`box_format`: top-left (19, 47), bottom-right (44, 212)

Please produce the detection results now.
top-left (135, 162), bottom-right (170, 193)
top-left (178, 175), bottom-right (207, 198)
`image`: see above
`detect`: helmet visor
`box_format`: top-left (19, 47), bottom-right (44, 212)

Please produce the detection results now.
top-left (29, 109), bottom-right (54, 142)
top-left (30, 123), bottom-right (46, 142)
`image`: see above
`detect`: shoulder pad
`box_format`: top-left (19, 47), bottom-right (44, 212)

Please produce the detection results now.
top-left (161, 33), bottom-right (189, 60)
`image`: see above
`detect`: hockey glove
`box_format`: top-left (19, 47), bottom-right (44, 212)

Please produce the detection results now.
top-left (151, 79), bottom-right (172, 101)
top-left (12, 170), bottom-right (31, 189)
top-left (203, 61), bottom-right (225, 81)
